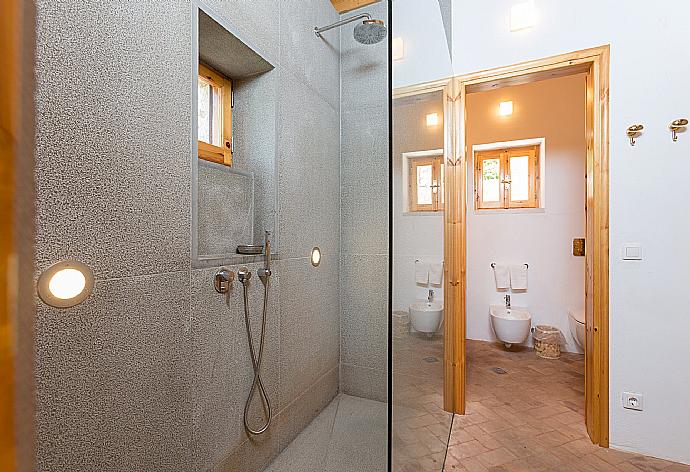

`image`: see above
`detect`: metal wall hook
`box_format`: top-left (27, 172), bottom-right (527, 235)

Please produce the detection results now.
top-left (669, 118), bottom-right (688, 142)
top-left (626, 124), bottom-right (644, 146)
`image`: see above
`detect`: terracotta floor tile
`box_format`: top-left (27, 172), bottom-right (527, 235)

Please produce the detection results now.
top-left (475, 447), bottom-right (518, 467)
top-left (448, 440), bottom-right (490, 460)
top-left (393, 335), bottom-right (690, 472)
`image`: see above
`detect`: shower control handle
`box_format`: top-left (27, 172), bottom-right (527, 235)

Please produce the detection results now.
top-left (214, 268), bottom-right (234, 294)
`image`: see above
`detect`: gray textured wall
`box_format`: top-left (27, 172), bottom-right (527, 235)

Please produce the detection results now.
top-left (34, 1), bottom-right (342, 471)
top-left (339, 1), bottom-right (390, 403)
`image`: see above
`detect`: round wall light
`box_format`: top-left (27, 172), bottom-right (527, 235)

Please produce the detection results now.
top-left (310, 247), bottom-right (322, 267)
top-left (37, 260), bottom-right (94, 308)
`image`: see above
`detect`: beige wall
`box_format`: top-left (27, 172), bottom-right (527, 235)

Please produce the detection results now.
top-left (465, 74), bottom-right (587, 352)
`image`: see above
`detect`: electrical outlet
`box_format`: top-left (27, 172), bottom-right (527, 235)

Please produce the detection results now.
top-left (622, 392), bottom-right (644, 411)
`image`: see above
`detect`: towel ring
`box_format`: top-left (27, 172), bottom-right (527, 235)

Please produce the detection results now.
top-left (491, 263), bottom-right (528, 269)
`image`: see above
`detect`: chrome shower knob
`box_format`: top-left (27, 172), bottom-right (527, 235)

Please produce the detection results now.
top-left (214, 268), bottom-right (234, 294)
top-left (237, 267), bottom-right (252, 283)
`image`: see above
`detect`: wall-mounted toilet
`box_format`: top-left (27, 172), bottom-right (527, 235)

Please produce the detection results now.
top-left (568, 308), bottom-right (585, 350)
top-left (409, 301), bottom-right (444, 336)
top-left (489, 305), bottom-right (531, 348)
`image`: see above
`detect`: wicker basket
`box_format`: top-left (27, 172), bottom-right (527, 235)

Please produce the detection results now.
top-left (532, 325), bottom-right (563, 359)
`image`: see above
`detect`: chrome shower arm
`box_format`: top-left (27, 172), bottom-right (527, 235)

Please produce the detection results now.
top-left (314, 13), bottom-right (371, 37)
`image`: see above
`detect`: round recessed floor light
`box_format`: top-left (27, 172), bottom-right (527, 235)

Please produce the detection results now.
top-left (310, 247), bottom-right (321, 267)
top-left (37, 260), bottom-right (94, 308)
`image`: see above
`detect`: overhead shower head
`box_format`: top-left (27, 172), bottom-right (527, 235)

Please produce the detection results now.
top-left (314, 13), bottom-right (387, 45)
top-left (353, 19), bottom-right (387, 45)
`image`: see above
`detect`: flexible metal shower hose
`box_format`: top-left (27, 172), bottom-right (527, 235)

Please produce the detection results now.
top-left (241, 277), bottom-right (272, 435)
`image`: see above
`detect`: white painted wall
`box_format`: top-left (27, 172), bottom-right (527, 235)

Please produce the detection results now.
top-left (392, 93), bottom-right (445, 312)
top-left (447, 0), bottom-right (690, 464)
top-left (465, 75), bottom-right (586, 354)
top-left (391, 0), bottom-right (453, 89)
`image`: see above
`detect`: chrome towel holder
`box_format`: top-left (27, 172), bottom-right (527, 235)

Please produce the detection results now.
top-left (491, 262), bottom-right (528, 269)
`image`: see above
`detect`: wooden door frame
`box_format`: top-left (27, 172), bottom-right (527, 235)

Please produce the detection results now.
top-left (443, 45), bottom-right (610, 446)
top-left (2, 1), bottom-right (36, 470)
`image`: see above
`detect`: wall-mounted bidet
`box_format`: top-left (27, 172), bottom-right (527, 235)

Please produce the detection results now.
top-left (409, 290), bottom-right (443, 337)
top-left (568, 308), bottom-right (585, 350)
top-left (490, 303), bottom-right (532, 349)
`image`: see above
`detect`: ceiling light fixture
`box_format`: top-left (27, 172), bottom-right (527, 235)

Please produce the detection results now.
top-left (510, 1), bottom-right (537, 32)
top-left (392, 37), bottom-right (405, 61)
top-left (426, 113), bottom-right (440, 127)
top-left (499, 101), bottom-right (514, 116)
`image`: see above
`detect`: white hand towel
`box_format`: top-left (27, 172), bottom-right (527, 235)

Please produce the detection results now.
top-left (493, 265), bottom-right (510, 290)
top-left (510, 264), bottom-right (528, 290)
top-left (429, 262), bottom-right (444, 285)
top-left (414, 260), bottom-right (429, 285)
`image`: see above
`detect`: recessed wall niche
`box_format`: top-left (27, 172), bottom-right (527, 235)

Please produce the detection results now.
top-left (192, 5), bottom-right (277, 266)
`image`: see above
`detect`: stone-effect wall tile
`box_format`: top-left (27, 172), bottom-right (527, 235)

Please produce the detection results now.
top-left (277, 69), bottom-right (341, 260)
top-left (339, 1), bottom-right (390, 408)
top-left (340, 364), bottom-right (388, 403)
top-left (340, 1), bottom-right (389, 111)
top-left (279, 256), bottom-right (340, 407)
top-left (34, 1), bottom-right (192, 279)
top-left (280, 0), bottom-right (341, 110)
top-left (201, 0), bottom-right (280, 65)
top-left (190, 262), bottom-right (281, 471)
top-left (340, 254), bottom-right (389, 373)
top-left (35, 271), bottom-right (192, 472)
top-left (197, 161), bottom-right (254, 256)
top-left (276, 366), bottom-right (339, 451)
top-left (341, 107), bottom-right (390, 256)
top-left (232, 71), bottom-right (279, 249)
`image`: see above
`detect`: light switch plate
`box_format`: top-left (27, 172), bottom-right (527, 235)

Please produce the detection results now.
top-left (622, 244), bottom-right (643, 260)
top-left (622, 392), bottom-right (644, 411)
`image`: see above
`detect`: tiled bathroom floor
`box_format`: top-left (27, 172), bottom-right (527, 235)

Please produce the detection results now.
top-left (392, 316), bottom-right (452, 471)
top-left (446, 340), bottom-right (690, 472)
top-left (390, 321), bottom-right (690, 472)
top-left (265, 394), bottom-right (387, 472)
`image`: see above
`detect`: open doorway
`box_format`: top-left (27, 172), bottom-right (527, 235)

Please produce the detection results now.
top-left (443, 46), bottom-right (610, 451)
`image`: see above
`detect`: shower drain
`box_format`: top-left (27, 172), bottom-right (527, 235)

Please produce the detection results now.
top-left (491, 367), bottom-right (508, 374)
top-left (423, 356), bottom-right (440, 363)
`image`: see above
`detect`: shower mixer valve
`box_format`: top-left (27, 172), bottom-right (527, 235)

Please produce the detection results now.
top-left (214, 268), bottom-right (234, 294)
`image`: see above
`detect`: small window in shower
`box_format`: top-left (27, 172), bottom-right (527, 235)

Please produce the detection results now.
top-left (474, 143), bottom-right (540, 210)
top-left (405, 152), bottom-right (444, 212)
top-left (197, 62), bottom-right (233, 166)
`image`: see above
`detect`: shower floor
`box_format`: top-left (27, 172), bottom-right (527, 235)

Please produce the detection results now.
top-left (265, 394), bottom-right (387, 472)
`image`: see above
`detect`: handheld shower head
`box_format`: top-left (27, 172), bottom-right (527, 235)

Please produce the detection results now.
top-left (353, 19), bottom-right (387, 45)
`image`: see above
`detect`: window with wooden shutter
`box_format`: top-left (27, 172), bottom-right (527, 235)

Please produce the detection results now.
top-left (409, 155), bottom-right (444, 212)
top-left (197, 63), bottom-right (233, 166)
top-left (474, 145), bottom-right (539, 210)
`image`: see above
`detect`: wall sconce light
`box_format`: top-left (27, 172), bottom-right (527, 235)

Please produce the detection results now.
top-left (392, 37), bottom-right (405, 61)
top-left (426, 113), bottom-right (439, 127)
top-left (510, 1), bottom-right (537, 32)
top-left (499, 101), bottom-right (513, 116)
top-left (311, 247), bottom-right (322, 267)
top-left (37, 260), bottom-right (94, 308)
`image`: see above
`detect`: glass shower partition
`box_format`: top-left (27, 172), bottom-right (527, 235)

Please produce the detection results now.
top-left (391, 89), bottom-right (455, 471)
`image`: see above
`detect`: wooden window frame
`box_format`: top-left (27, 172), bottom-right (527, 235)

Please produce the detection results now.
top-left (408, 155), bottom-right (444, 212)
top-left (474, 145), bottom-right (539, 210)
top-left (197, 62), bottom-right (233, 166)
